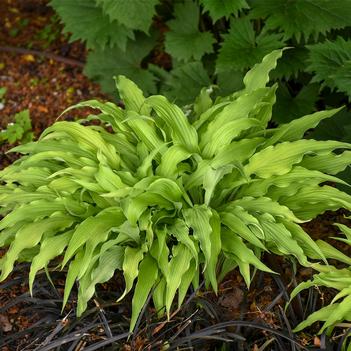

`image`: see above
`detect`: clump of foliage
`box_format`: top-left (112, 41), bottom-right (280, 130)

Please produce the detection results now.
top-left (50, 0), bottom-right (351, 191)
top-left (1, 51), bottom-right (351, 332)
top-left (0, 110), bottom-right (33, 144)
top-left (289, 224), bottom-right (351, 348)
top-left (50, 0), bottom-right (351, 118)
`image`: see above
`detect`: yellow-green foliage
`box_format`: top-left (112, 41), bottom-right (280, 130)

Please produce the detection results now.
top-left (1, 50), bottom-right (351, 332)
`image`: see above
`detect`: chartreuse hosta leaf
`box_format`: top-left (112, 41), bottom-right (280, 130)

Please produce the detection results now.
top-left (288, 223), bottom-right (351, 341)
top-left (291, 241), bottom-right (351, 335)
top-left (1, 50), bottom-right (351, 333)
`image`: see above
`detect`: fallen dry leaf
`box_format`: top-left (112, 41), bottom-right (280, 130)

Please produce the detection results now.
top-left (22, 54), bottom-right (35, 62)
top-left (38, 105), bottom-right (48, 113)
top-left (219, 287), bottom-right (244, 309)
top-left (314, 336), bottom-right (321, 347)
top-left (0, 314), bottom-right (12, 332)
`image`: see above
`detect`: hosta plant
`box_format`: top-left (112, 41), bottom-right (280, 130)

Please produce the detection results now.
top-left (290, 223), bottom-right (351, 346)
top-left (1, 50), bottom-right (351, 331)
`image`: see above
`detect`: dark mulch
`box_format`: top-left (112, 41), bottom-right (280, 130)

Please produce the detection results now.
top-left (0, 0), bottom-right (107, 169)
top-left (0, 259), bottom-right (323, 351)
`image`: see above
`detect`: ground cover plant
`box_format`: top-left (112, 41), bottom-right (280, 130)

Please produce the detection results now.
top-left (290, 223), bottom-right (351, 333)
top-left (1, 50), bottom-right (351, 344)
top-left (0, 109), bottom-right (33, 145)
top-left (0, 259), bottom-right (311, 350)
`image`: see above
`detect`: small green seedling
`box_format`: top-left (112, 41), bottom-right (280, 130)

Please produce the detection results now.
top-left (0, 109), bottom-right (34, 144)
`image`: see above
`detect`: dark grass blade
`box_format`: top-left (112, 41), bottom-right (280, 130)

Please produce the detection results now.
top-left (0, 260), bottom-right (342, 350)
top-left (81, 333), bottom-right (130, 351)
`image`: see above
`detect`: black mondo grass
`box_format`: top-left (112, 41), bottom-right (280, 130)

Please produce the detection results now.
top-left (0, 260), bottom-right (317, 351)
top-left (4, 258), bottom-right (350, 350)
